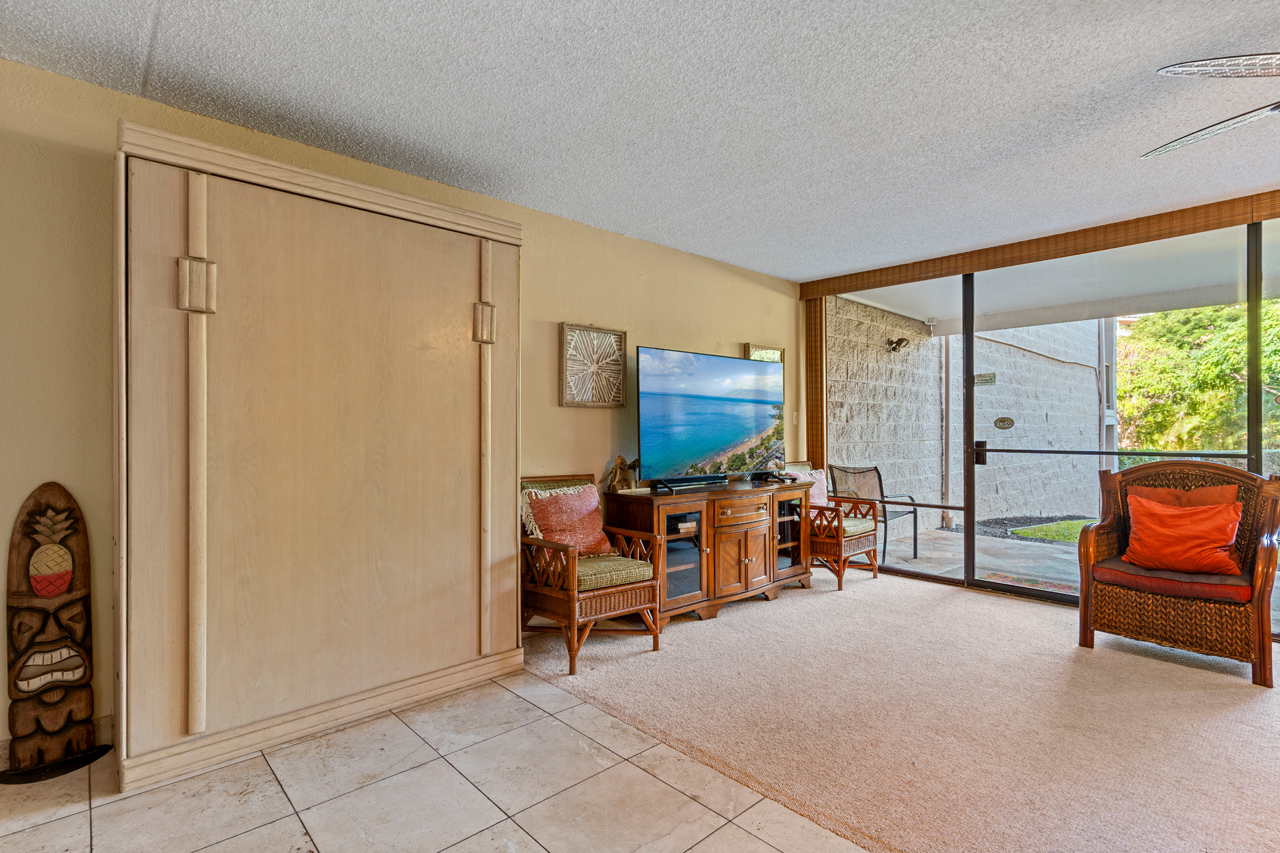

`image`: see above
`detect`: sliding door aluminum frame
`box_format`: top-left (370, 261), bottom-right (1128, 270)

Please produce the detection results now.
top-left (876, 226), bottom-right (1271, 620)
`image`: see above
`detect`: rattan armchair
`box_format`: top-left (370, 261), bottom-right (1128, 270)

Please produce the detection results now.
top-left (1078, 461), bottom-right (1280, 687)
top-left (520, 475), bottom-right (663, 675)
top-left (828, 465), bottom-right (917, 563)
top-left (784, 462), bottom-right (878, 588)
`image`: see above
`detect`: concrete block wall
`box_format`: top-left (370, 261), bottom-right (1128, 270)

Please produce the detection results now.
top-left (826, 297), bottom-right (946, 529)
top-left (965, 323), bottom-right (1103, 519)
top-left (828, 295), bottom-right (1105, 533)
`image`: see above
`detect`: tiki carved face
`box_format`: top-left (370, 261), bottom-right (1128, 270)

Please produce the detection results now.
top-left (7, 483), bottom-right (95, 771)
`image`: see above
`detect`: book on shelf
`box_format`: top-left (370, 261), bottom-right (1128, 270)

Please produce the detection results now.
top-left (676, 522), bottom-right (697, 532)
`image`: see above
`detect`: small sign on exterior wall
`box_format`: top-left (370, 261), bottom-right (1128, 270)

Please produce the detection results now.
top-left (975, 372), bottom-right (996, 386)
top-left (994, 417), bottom-right (1015, 430)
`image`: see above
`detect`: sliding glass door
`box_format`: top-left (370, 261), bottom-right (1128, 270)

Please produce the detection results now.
top-left (967, 225), bottom-right (1248, 600)
top-left (830, 218), bottom-right (1277, 635)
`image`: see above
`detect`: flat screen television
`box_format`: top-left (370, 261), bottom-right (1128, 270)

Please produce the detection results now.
top-left (637, 346), bottom-right (785, 482)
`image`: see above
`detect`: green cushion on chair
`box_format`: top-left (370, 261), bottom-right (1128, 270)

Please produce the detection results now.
top-left (843, 517), bottom-right (877, 537)
top-left (577, 554), bottom-right (654, 591)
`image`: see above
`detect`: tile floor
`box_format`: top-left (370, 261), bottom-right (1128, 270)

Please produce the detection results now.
top-left (0, 670), bottom-right (867, 853)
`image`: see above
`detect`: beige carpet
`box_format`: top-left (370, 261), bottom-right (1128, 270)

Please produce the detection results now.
top-left (523, 572), bottom-right (1280, 853)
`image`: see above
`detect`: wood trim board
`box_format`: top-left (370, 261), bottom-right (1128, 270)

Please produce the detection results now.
top-left (803, 298), bottom-right (826, 471)
top-left (117, 122), bottom-right (523, 247)
top-left (120, 649), bottom-right (523, 791)
top-left (800, 188), bottom-right (1280, 300)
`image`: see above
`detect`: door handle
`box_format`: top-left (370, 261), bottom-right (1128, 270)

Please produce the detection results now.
top-left (703, 547), bottom-right (710, 554)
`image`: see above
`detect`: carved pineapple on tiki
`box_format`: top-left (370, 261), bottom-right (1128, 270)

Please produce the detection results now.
top-left (27, 509), bottom-right (75, 598)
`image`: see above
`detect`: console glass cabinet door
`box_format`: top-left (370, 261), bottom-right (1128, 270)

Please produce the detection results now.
top-left (659, 503), bottom-right (710, 608)
top-left (773, 489), bottom-right (809, 581)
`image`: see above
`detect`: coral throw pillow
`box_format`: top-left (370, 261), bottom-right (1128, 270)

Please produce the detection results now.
top-left (1122, 495), bottom-right (1242, 575)
top-left (527, 485), bottom-right (612, 556)
top-left (1128, 484), bottom-right (1239, 508)
top-left (796, 469), bottom-right (829, 506)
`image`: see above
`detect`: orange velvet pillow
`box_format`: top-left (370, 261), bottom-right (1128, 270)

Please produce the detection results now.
top-left (1127, 484), bottom-right (1238, 508)
top-left (527, 485), bottom-right (612, 556)
top-left (1122, 495), bottom-right (1242, 575)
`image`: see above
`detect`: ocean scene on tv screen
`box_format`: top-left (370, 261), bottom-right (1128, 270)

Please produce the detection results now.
top-left (638, 348), bottom-right (785, 481)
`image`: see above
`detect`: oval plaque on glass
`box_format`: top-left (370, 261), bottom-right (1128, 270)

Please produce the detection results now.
top-left (994, 417), bottom-right (1014, 430)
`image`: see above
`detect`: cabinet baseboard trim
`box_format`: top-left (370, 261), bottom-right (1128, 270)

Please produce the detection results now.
top-left (118, 649), bottom-right (523, 791)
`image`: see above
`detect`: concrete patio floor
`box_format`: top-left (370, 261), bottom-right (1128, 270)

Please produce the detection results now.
top-left (876, 528), bottom-right (1280, 624)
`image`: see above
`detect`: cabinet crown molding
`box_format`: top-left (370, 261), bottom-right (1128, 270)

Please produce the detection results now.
top-left (118, 121), bottom-right (523, 246)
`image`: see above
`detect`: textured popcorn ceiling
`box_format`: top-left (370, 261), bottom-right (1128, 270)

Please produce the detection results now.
top-left (5, 1), bottom-right (1280, 282)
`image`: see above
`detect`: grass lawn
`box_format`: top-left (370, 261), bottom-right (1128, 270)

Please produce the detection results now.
top-left (1008, 519), bottom-right (1097, 542)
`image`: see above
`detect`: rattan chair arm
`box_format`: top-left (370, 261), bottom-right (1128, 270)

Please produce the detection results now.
top-left (1251, 497), bottom-right (1280, 600)
top-left (520, 536), bottom-right (577, 592)
top-left (603, 526), bottom-right (665, 568)
top-left (828, 496), bottom-right (877, 517)
top-left (602, 526), bottom-right (664, 545)
top-left (521, 535), bottom-right (575, 553)
top-left (1078, 515), bottom-right (1119, 566)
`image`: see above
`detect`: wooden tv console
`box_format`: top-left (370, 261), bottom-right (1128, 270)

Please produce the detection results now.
top-left (604, 481), bottom-right (813, 625)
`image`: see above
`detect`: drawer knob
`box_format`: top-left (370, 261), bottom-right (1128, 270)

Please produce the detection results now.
top-left (721, 509), bottom-right (731, 516)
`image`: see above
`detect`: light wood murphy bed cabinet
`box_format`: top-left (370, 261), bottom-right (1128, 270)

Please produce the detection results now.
top-left (114, 124), bottom-right (522, 789)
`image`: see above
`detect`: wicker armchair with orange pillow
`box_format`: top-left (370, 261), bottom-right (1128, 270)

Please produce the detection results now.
top-left (1078, 460), bottom-right (1280, 686)
top-left (519, 474), bottom-right (663, 675)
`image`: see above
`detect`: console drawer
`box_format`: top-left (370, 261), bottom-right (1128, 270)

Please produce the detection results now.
top-left (714, 496), bottom-right (771, 527)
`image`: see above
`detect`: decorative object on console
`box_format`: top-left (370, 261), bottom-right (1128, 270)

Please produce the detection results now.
top-left (560, 323), bottom-right (626, 407)
top-left (744, 343), bottom-right (784, 363)
top-left (604, 456), bottom-right (640, 492)
top-left (4, 483), bottom-right (110, 782)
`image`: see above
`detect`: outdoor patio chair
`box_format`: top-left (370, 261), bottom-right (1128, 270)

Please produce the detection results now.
top-left (1078, 460), bottom-right (1280, 687)
top-left (828, 465), bottom-right (917, 563)
top-left (519, 474), bottom-right (663, 675)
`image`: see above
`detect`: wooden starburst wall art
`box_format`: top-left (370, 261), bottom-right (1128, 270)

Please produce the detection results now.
top-left (560, 323), bottom-right (626, 407)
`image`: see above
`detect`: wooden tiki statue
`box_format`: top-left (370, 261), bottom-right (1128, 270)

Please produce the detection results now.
top-left (7, 483), bottom-right (94, 771)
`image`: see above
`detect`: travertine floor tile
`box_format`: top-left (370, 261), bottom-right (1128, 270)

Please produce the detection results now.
top-left (496, 672), bottom-right (581, 714)
top-left (0, 809), bottom-right (89, 853)
top-left (90, 753), bottom-right (260, 810)
top-left (299, 760), bottom-right (503, 853)
top-left (200, 815), bottom-right (316, 852)
top-left (630, 743), bottom-right (761, 819)
top-left (553, 704), bottom-right (657, 758)
top-left (265, 713), bottom-right (438, 809)
top-left (735, 799), bottom-right (868, 853)
top-left (0, 765), bottom-right (87, 838)
top-left (447, 716), bottom-right (618, 814)
top-left (443, 819), bottom-right (547, 852)
top-left (91, 755), bottom-right (292, 853)
top-left (688, 822), bottom-right (778, 852)
top-left (514, 762), bottom-right (724, 853)
top-left (398, 682), bottom-right (545, 754)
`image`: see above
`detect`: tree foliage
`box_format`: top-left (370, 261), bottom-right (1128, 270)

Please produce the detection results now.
top-left (1117, 302), bottom-right (1280, 452)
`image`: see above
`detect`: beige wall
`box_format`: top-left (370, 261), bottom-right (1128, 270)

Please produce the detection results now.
top-left (0, 59), bottom-right (801, 743)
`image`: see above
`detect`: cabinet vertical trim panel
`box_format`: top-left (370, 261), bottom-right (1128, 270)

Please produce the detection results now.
top-left (479, 240), bottom-right (493, 657)
top-left (187, 173), bottom-right (209, 735)
top-left (187, 172), bottom-right (208, 259)
top-left (114, 151), bottom-right (130, 758)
